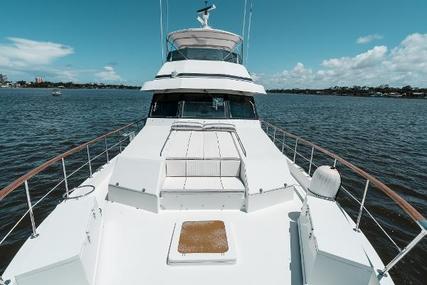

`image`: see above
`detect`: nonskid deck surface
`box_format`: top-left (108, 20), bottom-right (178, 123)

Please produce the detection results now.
top-left (95, 196), bottom-right (304, 285)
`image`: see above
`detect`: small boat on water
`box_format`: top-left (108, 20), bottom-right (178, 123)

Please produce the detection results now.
top-left (0, 3), bottom-right (425, 285)
top-left (51, 89), bottom-right (62, 96)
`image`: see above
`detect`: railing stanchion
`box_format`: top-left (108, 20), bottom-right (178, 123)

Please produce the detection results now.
top-left (355, 179), bottom-right (370, 232)
top-left (24, 180), bottom-right (38, 238)
top-left (333, 158), bottom-right (337, 167)
top-left (308, 146), bottom-right (315, 175)
top-left (87, 145), bottom-right (92, 177)
top-left (61, 158), bottom-right (69, 198)
top-left (378, 229), bottom-right (427, 278)
top-left (105, 137), bottom-right (110, 163)
top-left (281, 131), bottom-right (285, 153)
top-left (273, 127), bottom-right (276, 143)
top-left (293, 138), bottom-right (299, 162)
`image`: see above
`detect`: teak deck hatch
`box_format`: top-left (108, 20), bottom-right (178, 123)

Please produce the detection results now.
top-left (168, 220), bottom-right (236, 265)
top-left (178, 220), bottom-right (229, 254)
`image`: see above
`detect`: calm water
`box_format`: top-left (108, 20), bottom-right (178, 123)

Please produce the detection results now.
top-left (0, 88), bottom-right (426, 284)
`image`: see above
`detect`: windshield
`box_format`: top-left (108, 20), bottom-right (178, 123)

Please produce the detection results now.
top-left (167, 48), bottom-right (241, 64)
top-left (149, 93), bottom-right (257, 119)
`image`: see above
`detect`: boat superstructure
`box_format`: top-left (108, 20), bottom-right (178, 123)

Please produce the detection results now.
top-left (0, 4), bottom-right (426, 285)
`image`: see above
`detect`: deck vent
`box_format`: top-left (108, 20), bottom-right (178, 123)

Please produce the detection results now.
top-left (309, 166), bottom-right (341, 200)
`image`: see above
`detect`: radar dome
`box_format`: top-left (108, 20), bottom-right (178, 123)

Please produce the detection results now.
top-left (309, 165), bottom-right (341, 200)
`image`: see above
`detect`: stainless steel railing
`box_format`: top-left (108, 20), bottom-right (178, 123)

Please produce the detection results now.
top-left (0, 118), bottom-right (145, 245)
top-left (260, 119), bottom-right (426, 278)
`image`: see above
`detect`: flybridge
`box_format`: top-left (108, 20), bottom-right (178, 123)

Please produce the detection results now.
top-left (142, 3), bottom-right (265, 94)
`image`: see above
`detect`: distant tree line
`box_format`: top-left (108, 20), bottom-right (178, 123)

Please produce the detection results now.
top-left (11, 81), bottom-right (141, 90)
top-left (267, 85), bottom-right (427, 98)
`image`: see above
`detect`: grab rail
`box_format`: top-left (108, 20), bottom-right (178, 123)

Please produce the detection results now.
top-left (0, 118), bottom-right (146, 245)
top-left (260, 119), bottom-right (426, 278)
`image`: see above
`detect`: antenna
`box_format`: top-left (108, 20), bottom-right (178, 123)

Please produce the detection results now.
top-left (197, 1), bottom-right (216, 28)
top-left (245, 0), bottom-right (253, 64)
top-left (159, 0), bottom-right (164, 62)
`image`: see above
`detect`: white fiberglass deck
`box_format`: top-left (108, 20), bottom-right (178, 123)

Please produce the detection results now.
top-left (96, 196), bottom-right (303, 285)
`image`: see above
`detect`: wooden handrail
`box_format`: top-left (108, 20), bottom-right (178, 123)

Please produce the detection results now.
top-left (0, 118), bottom-right (145, 201)
top-left (261, 120), bottom-right (426, 223)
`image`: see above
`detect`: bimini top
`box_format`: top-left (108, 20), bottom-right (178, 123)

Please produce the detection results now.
top-left (168, 28), bottom-right (242, 51)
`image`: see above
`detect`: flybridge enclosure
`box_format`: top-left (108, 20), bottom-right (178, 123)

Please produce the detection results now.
top-left (168, 28), bottom-right (242, 52)
top-left (167, 29), bottom-right (243, 64)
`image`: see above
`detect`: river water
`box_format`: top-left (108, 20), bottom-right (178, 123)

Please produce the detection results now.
top-left (0, 88), bottom-right (426, 284)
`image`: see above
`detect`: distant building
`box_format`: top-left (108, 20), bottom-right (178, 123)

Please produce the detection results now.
top-left (0, 73), bottom-right (7, 84)
top-left (35, 76), bottom-right (44, 84)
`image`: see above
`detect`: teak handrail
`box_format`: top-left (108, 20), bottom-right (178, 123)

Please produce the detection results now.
top-left (0, 118), bottom-right (145, 201)
top-left (260, 120), bottom-right (426, 224)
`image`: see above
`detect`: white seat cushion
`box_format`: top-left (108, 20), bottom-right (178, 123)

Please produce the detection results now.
top-left (166, 160), bottom-right (186, 177)
top-left (221, 160), bottom-right (241, 177)
top-left (185, 177), bottom-right (223, 191)
top-left (186, 131), bottom-right (204, 159)
top-left (162, 177), bottom-right (186, 191)
top-left (203, 132), bottom-right (220, 159)
top-left (221, 177), bottom-right (245, 191)
top-left (186, 160), bottom-right (220, 177)
top-left (217, 132), bottom-right (240, 159)
top-left (165, 131), bottom-right (191, 159)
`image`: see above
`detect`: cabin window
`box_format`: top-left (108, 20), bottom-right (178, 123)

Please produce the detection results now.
top-left (182, 96), bottom-right (226, 119)
top-left (167, 48), bottom-right (241, 64)
top-left (229, 95), bottom-right (257, 119)
top-left (149, 93), bottom-right (257, 120)
top-left (150, 94), bottom-right (180, 117)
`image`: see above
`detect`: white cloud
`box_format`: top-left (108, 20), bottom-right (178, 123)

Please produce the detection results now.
top-left (322, 46), bottom-right (387, 70)
top-left (356, 34), bottom-right (383, 44)
top-left (0, 37), bottom-right (73, 68)
top-left (95, 66), bottom-right (121, 81)
top-left (259, 33), bottom-right (427, 88)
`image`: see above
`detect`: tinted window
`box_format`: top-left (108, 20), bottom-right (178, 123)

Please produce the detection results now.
top-left (149, 93), bottom-right (257, 120)
top-left (150, 94), bottom-right (179, 117)
top-left (229, 96), bottom-right (257, 119)
top-left (167, 48), bottom-right (241, 64)
top-left (183, 96), bottom-right (226, 119)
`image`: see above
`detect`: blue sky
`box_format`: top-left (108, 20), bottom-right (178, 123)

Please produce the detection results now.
top-left (0, 0), bottom-right (426, 88)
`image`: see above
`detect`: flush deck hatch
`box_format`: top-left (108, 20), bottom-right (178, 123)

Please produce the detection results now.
top-left (168, 220), bottom-right (236, 265)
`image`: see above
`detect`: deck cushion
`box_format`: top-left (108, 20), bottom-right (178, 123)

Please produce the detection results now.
top-left (165, 131), bottom-right (191, 159)
top-left (187, 160), bottom-right (221, 177)
top-left (162, 177), bottom-right (186, 191)
top-left (166, 160), bottom-right (186, 177)
top-left (203, 132), bottom-right (220, 159)
top-left (186, 131), bottom-right (204, 159)
top-left (221, 177), bottom-right (245, 191)
top-left (217, 132), bottom-right (240, 159)
top-left (220, 160), bottom-right (241, 177)
top-left (185, 177), bottom-right (223, 191)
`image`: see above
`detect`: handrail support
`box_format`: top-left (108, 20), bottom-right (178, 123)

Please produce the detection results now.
top-left (281, 131), bottom-right (286, 153)
top-left (308, 146), bottom-right (315, 176)
top-left (273, 127), bottom-right (276, 143)
top-left (61, 158), bottom-right (69, 198)
top-left (355, 179), bottom-right (370, 232)
top-left (24, 180), bottom-right (38, 239)
top-left (86, 145), bottom-right (93, 177)
top-left (378, 228), bottom-right (427, 278)
top-left (293, 138), bottom-right (299, 162)
top-left (105, 137), bottom-right (110, 163)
